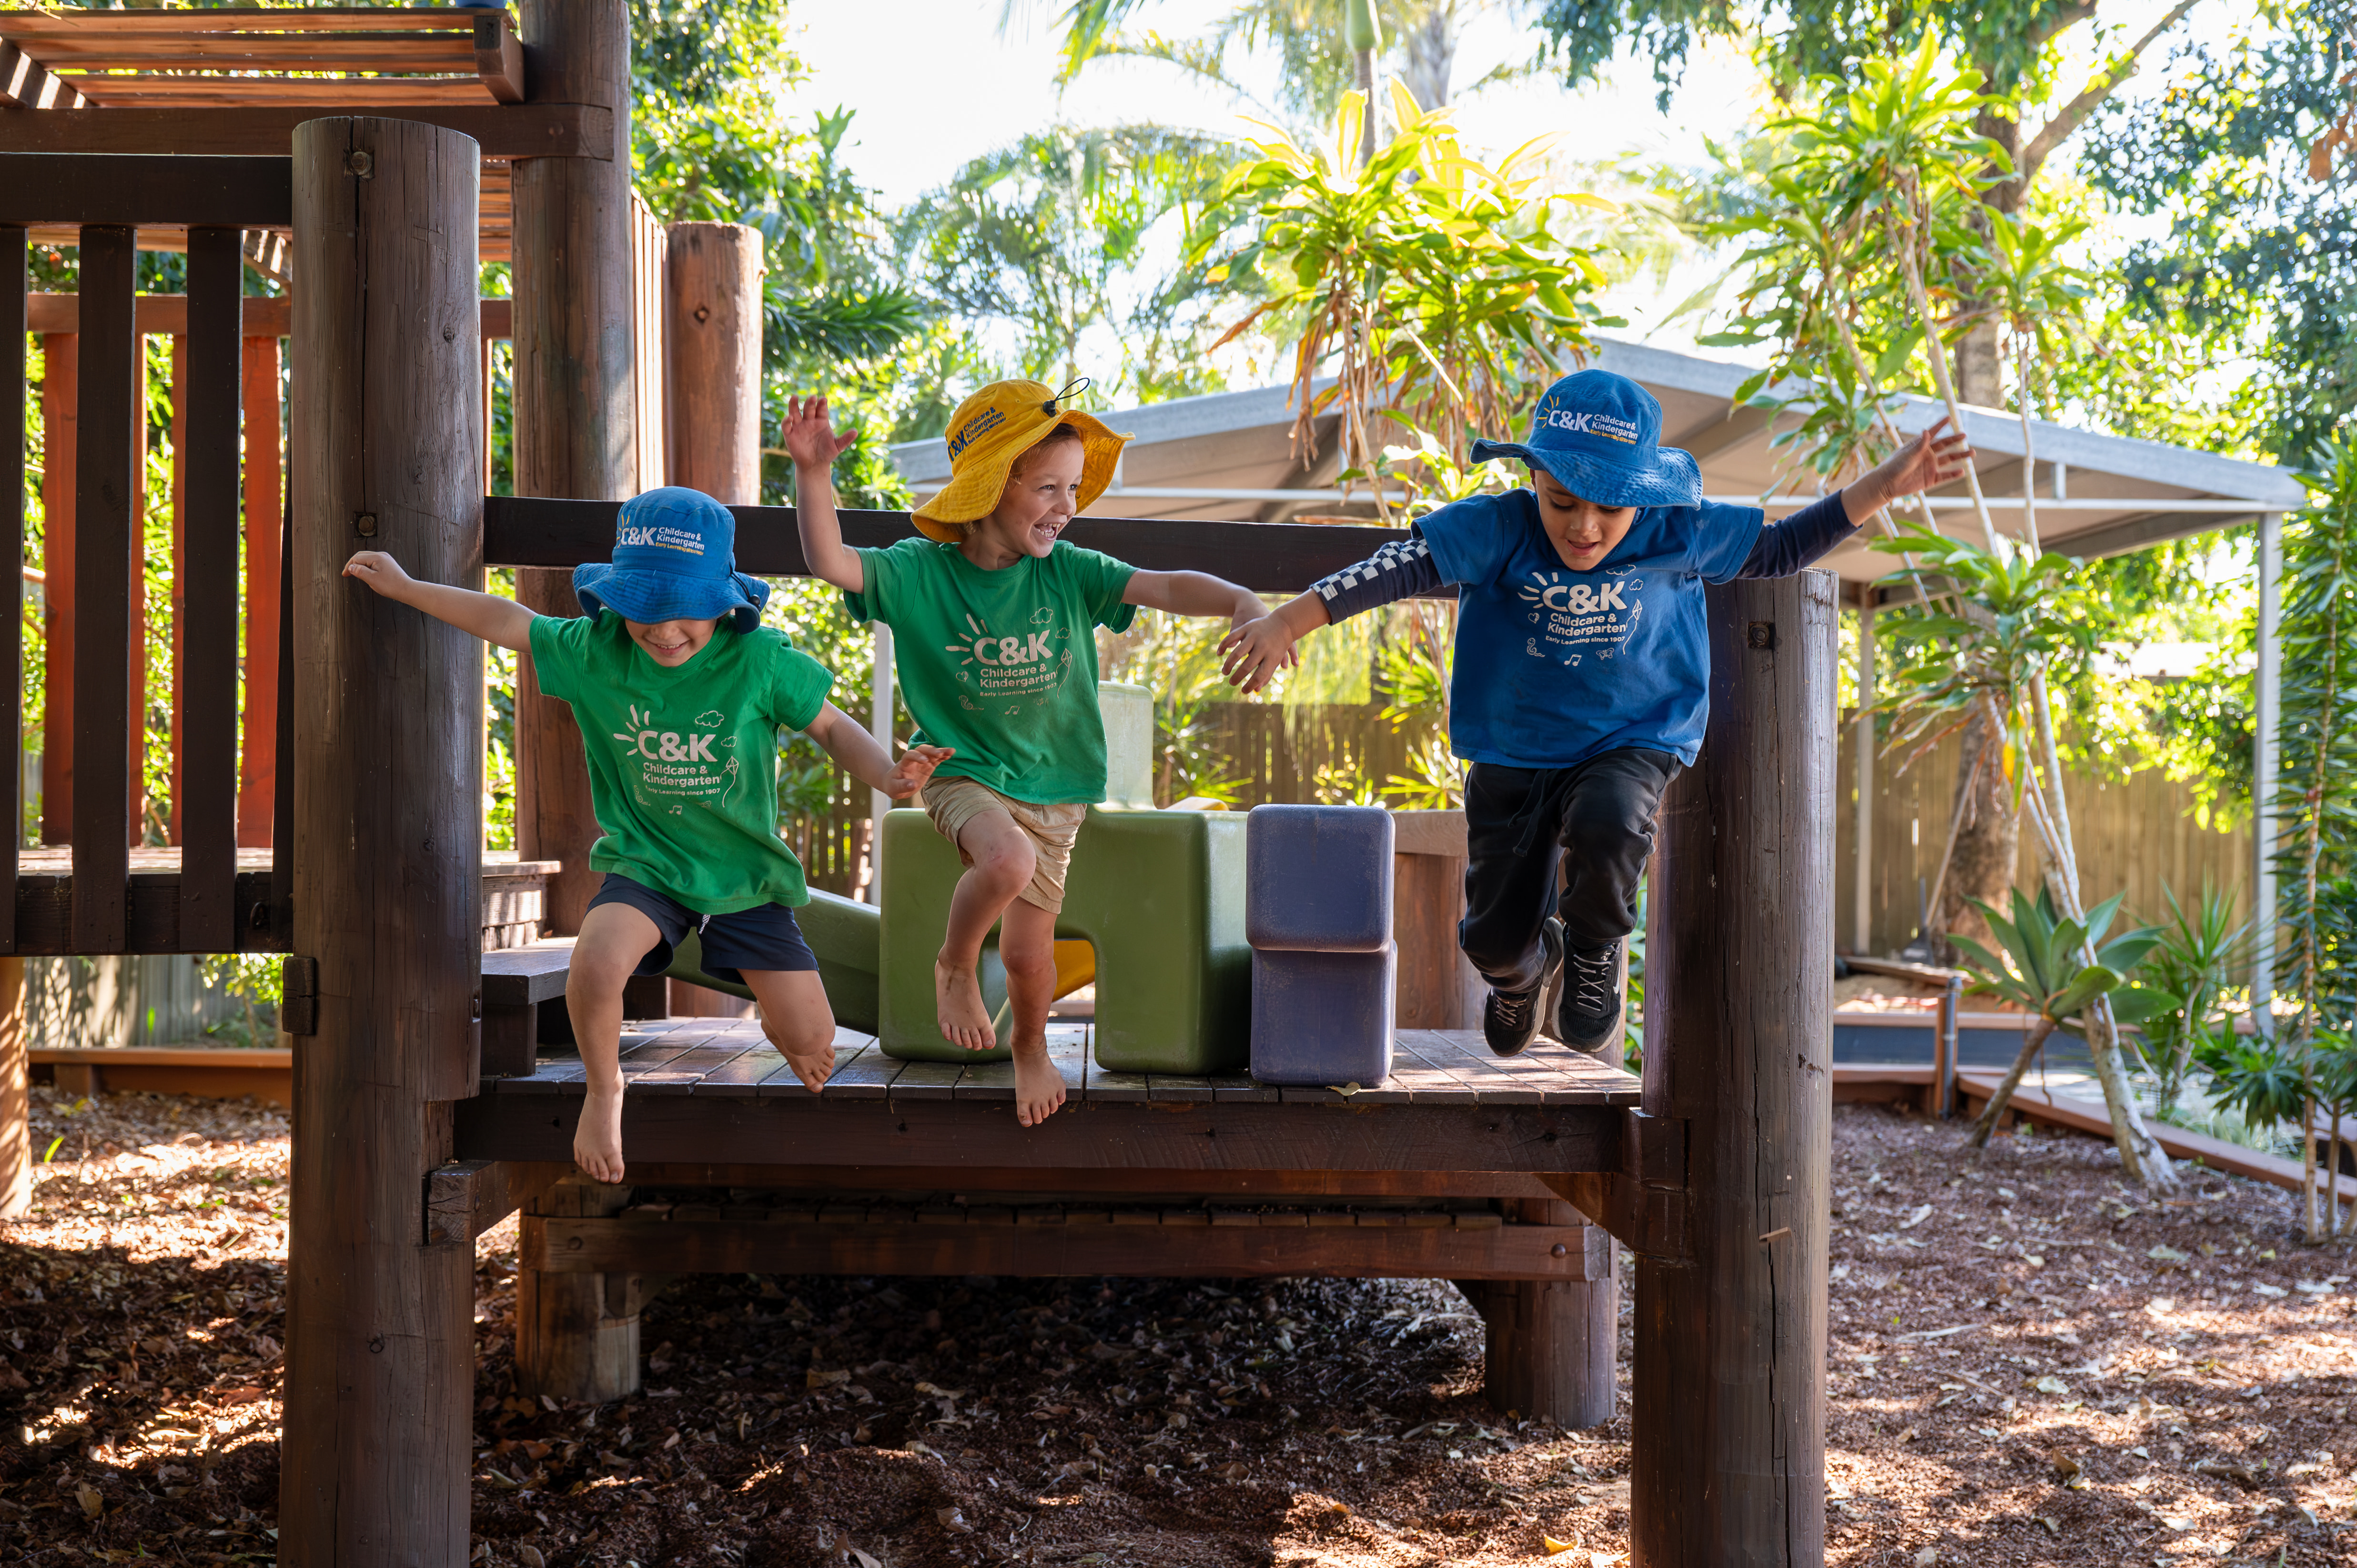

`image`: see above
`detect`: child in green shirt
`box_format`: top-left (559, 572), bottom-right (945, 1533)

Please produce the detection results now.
top-left (784, 381), bottom-right (1279, 1127)
top-left (344, 486), bottom-right (947, 1182)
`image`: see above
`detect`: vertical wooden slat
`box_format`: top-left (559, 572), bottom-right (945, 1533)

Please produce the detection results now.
top-left (71, 225), bottom-right (135, 955)
top-left (168, 333), bottom-right (185, 845)
top-left (129, 331), bottom-right (147, 850)
top-left (0, 225), bottom-right (23, 951)
top-left (236, 334), bottom-right (280, 848)
top-left (178, 228), bottom-right (241, 954)
top-left (270, 498), bottom-right (291, 951)
top-left (39, 331), bottom-right (73, 846)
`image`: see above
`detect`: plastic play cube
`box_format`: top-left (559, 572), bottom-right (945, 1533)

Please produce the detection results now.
top-left (877, 805), bottom-right (1251, 1071)
top-left (1244, 804), bottom-right (1396, 952)
top-left (1250, 945), bottom-right (1396, 1086)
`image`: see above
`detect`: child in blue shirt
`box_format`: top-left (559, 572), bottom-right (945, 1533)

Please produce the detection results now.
top-left (1222, 369), bottom-right (1968, 1057)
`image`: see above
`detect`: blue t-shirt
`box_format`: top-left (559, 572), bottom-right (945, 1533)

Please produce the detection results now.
top-left (1419, 488), bottom-right (1765, 769)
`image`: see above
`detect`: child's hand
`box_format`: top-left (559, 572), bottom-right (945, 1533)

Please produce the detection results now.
top-left (343, 550), bottom-right (415, 596)
top-left (782, 395), bottom-right (857, 472)
top-left (1864, 415), bottom-right (1972, 509)
top-left (882, 744), bottom-right (954, 799)
top-left (1218, 612), bottom-right (1300, 695)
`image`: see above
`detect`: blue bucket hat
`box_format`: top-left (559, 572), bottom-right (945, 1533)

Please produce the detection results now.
top-left (572, 487), bottom-right (770, 633)
top-left (1471, 369), bottom-right (1702, 510)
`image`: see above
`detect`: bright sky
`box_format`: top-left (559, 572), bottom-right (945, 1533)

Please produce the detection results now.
top-left (786, 0), bottom-right (2244, 362)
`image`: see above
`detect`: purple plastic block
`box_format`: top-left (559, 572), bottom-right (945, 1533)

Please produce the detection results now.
top-left (1250, 945), bottom-right (1395, 1086)
top-left (1245, 804), bottom-right (1394, 952)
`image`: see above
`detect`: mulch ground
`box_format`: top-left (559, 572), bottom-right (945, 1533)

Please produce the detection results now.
top-left (5, 1086), bottom-right (2357, 1567)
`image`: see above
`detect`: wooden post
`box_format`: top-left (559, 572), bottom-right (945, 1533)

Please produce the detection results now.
top-left (278, 115), bottom-right (484, 1564)
top-left (1474, 1198), bottom-right (1616, 1427)
top-left (73, 226), bottom-right (136, 951)
top-left (236, 335), bottom-right (281, 848)
top-left (39, 331), bottom-right (73, 846)
top-left (516, 1178), bottom-right (648, 1400)
top-left (510, 0), bottom-right (636, 938)
top-left (1633, 574), bottom-right (1834, 1566)
top-left (663, 220), bottom-right (762, 1017)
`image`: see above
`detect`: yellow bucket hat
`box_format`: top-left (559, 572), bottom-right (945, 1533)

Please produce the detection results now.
top-left (912, 378), bottom-right (1132, 543)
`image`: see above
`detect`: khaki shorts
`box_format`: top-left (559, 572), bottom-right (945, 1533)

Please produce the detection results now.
top-left (920, 776), bottom-right (1088, 913)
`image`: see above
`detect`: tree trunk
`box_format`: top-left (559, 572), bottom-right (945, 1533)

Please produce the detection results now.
top-left (1936, 708), bottom-right (2020, 963)
top-left (1970, 1013), bottom-right (2058, 1147)
top-left (1954, 108), bottom-right (2027, 411)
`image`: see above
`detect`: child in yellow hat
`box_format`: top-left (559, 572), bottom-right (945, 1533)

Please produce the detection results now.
top-left (785, 381), bottom-right (1278, 1127)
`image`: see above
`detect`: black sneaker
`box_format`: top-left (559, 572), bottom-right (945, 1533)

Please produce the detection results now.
top-left (1482, 920), bottom-right (1563, 1058)
top-left (1555, 939), bottom-right (1624, 1054)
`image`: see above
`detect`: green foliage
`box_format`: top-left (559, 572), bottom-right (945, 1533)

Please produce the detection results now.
top-left (2081, 0), bottom-right (2357, 464)
top-left (198, 953), bottom-right (281, 1049)
top-left (1949, 884), bottom-right (2168, 1037)
top-left (1199, 82), bottom-right (1617, 512)
top-left (898, 125), bottom-right (1248, 405)
top-left (2137, 881), bottom-right (2247, 1113)
top-left (2275, 443), bottom-right (2357, 1041)
top-left (1099, 613), bottom-right (1251, 805)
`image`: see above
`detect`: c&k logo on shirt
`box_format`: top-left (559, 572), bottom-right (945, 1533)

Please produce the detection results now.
top-left (1516, 568), bottom-right (1644, 662)
top-left (612, 703), bottom-right (721, 761)
top-left (945, 612), bottom-right (1074, 703)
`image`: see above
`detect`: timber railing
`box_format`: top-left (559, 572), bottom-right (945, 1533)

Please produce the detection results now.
top-left (3, 152), bottom-right (293, 958)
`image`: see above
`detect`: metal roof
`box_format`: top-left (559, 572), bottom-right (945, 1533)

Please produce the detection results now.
top-left (889, 336), bottom-right (2305, 583)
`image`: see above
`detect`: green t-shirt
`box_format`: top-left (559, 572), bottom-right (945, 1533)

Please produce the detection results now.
top-left (844, 538), bottom-right (1137, 805)
top-left (527, 612), bottom-right (835, 912)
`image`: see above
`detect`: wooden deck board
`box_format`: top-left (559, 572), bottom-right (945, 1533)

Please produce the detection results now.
top-left (492, 1019), bottom-right (1638, 1111)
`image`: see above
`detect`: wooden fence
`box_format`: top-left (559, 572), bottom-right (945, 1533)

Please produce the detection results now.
top-left (1835, 713), bottom-right (2251, 957)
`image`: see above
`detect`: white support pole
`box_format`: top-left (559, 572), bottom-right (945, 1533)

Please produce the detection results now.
top-left (2253, 512), bottom-right (2282, 1036)
top-left (1853, 598), bottom-right (1876, 956)
top-left (866, 622), bottom-right (895, 905)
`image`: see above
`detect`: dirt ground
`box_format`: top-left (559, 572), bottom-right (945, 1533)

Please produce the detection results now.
top-left (6, 1087), bottom-right (2357, 1567)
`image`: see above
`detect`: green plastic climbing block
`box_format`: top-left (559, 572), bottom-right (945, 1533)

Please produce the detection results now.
top-left (663, 886), bottom-right (892, 1035)
top-left (876, 805), bottom-right (1250, 1072)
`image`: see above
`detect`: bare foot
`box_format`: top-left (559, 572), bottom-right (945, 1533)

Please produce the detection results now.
top-left (935, 957), bottom-right (997, 1051)
top-left (782, 1040), bottom-right (834, 1093)
top-left (1012, 1041), bottom-right (1066, 1128)
top-left (575, 1085), bottom-right (626, 1184)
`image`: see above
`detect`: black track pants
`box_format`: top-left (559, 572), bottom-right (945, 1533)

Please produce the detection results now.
top-left (1457, 749), bottom-right (1681, 997)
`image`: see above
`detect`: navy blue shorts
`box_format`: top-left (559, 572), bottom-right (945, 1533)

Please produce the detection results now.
top-left (586, 874), bottom-right (819, 983)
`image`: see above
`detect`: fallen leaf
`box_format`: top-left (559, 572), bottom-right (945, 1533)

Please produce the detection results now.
top-left (807, 1369), bottom-right (850, 1389)
top-left (1541, 1538), bottom-right (1578, 1557)
top-left (2050, 1452), bottom-right (2081, 1481)
top-left (1215, 1461), bottom-right (1249, 1480)
top-left (1896, 1204), bottom-right (1933, 1230)
top-left (75, 1487), bottom-right (102, 1519)
top-left (2033, 1376), bottom-right (2069, 1396)
top-left (1913, 1549), bottom-right (1938, 1566)
top-left (2149, 1244), bottom-right (2189, 1262)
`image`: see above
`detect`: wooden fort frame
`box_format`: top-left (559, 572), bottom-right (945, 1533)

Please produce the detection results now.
top-left (0, 7), bottom-right (1833, 1562)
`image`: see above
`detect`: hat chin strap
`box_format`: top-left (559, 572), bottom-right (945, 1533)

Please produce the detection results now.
top-left (1042, 375), bottom-right (1091, 416)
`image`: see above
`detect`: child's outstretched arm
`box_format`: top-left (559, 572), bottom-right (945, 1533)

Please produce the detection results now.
top-left (784, 395), bottom-right (864, 595)
top-left (802, 702), bottom-right (952, 800)
top-left (344, 551), bottom-right (534, 650)
top-left (1220, 532), bottom-right (1442, 693)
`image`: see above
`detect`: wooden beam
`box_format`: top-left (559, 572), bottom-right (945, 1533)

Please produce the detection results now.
top-left (65, 77), bottom-right (498, 109)
top-left (456, 1094), bottom-right (1620, 1174)
top-left (0, 105), bottom-right (611, 160)
top-left (277, 114), bottom-right (482, 1566)
top-left (70, 225), bottom-right (134, 954)
top-left (0, 39), bottom-right (88, 109)
top-left (509, 0), bottom-right (636, 939)
top-left (176, 230), bottom-right (241, 953)
top-left (483, 498), bottom-right (1409, 596)
top-left (1630, 574), bottom-right (1834, 1566)
top-left (516, 1177), bottom-right (644, 1403)
top-left (0, 152), bottom-right (291, 227)
top-left (424, 1158), bottom-right (566, 1246)
top-left (1467, 1199), bottom-right (1618, 1426)
top-left (473, 12), bottom-right (524, 103)
top-left (12, 865), bottom-right (282, 954)
top-left (664, 223), bottom-right (761, 504)
top-left (23, 295), bottom-right (516, 341)
top-left (525, 1204), bottom-right (1598, 1281)
top-left (598, 1163), bottom-right (1563, 1199)
top-left (0, 8), bottom-right (502, 38)
top-left (26, 37), bottom-right (478, 69)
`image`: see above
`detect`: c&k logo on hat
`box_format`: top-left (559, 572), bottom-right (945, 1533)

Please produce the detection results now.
top-left (947, 406), bottom-right (1007, 458)
top-left (615, 522), bottom-right (707, 555)
top-left (1538, 406), bottom-right (1642, 446)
